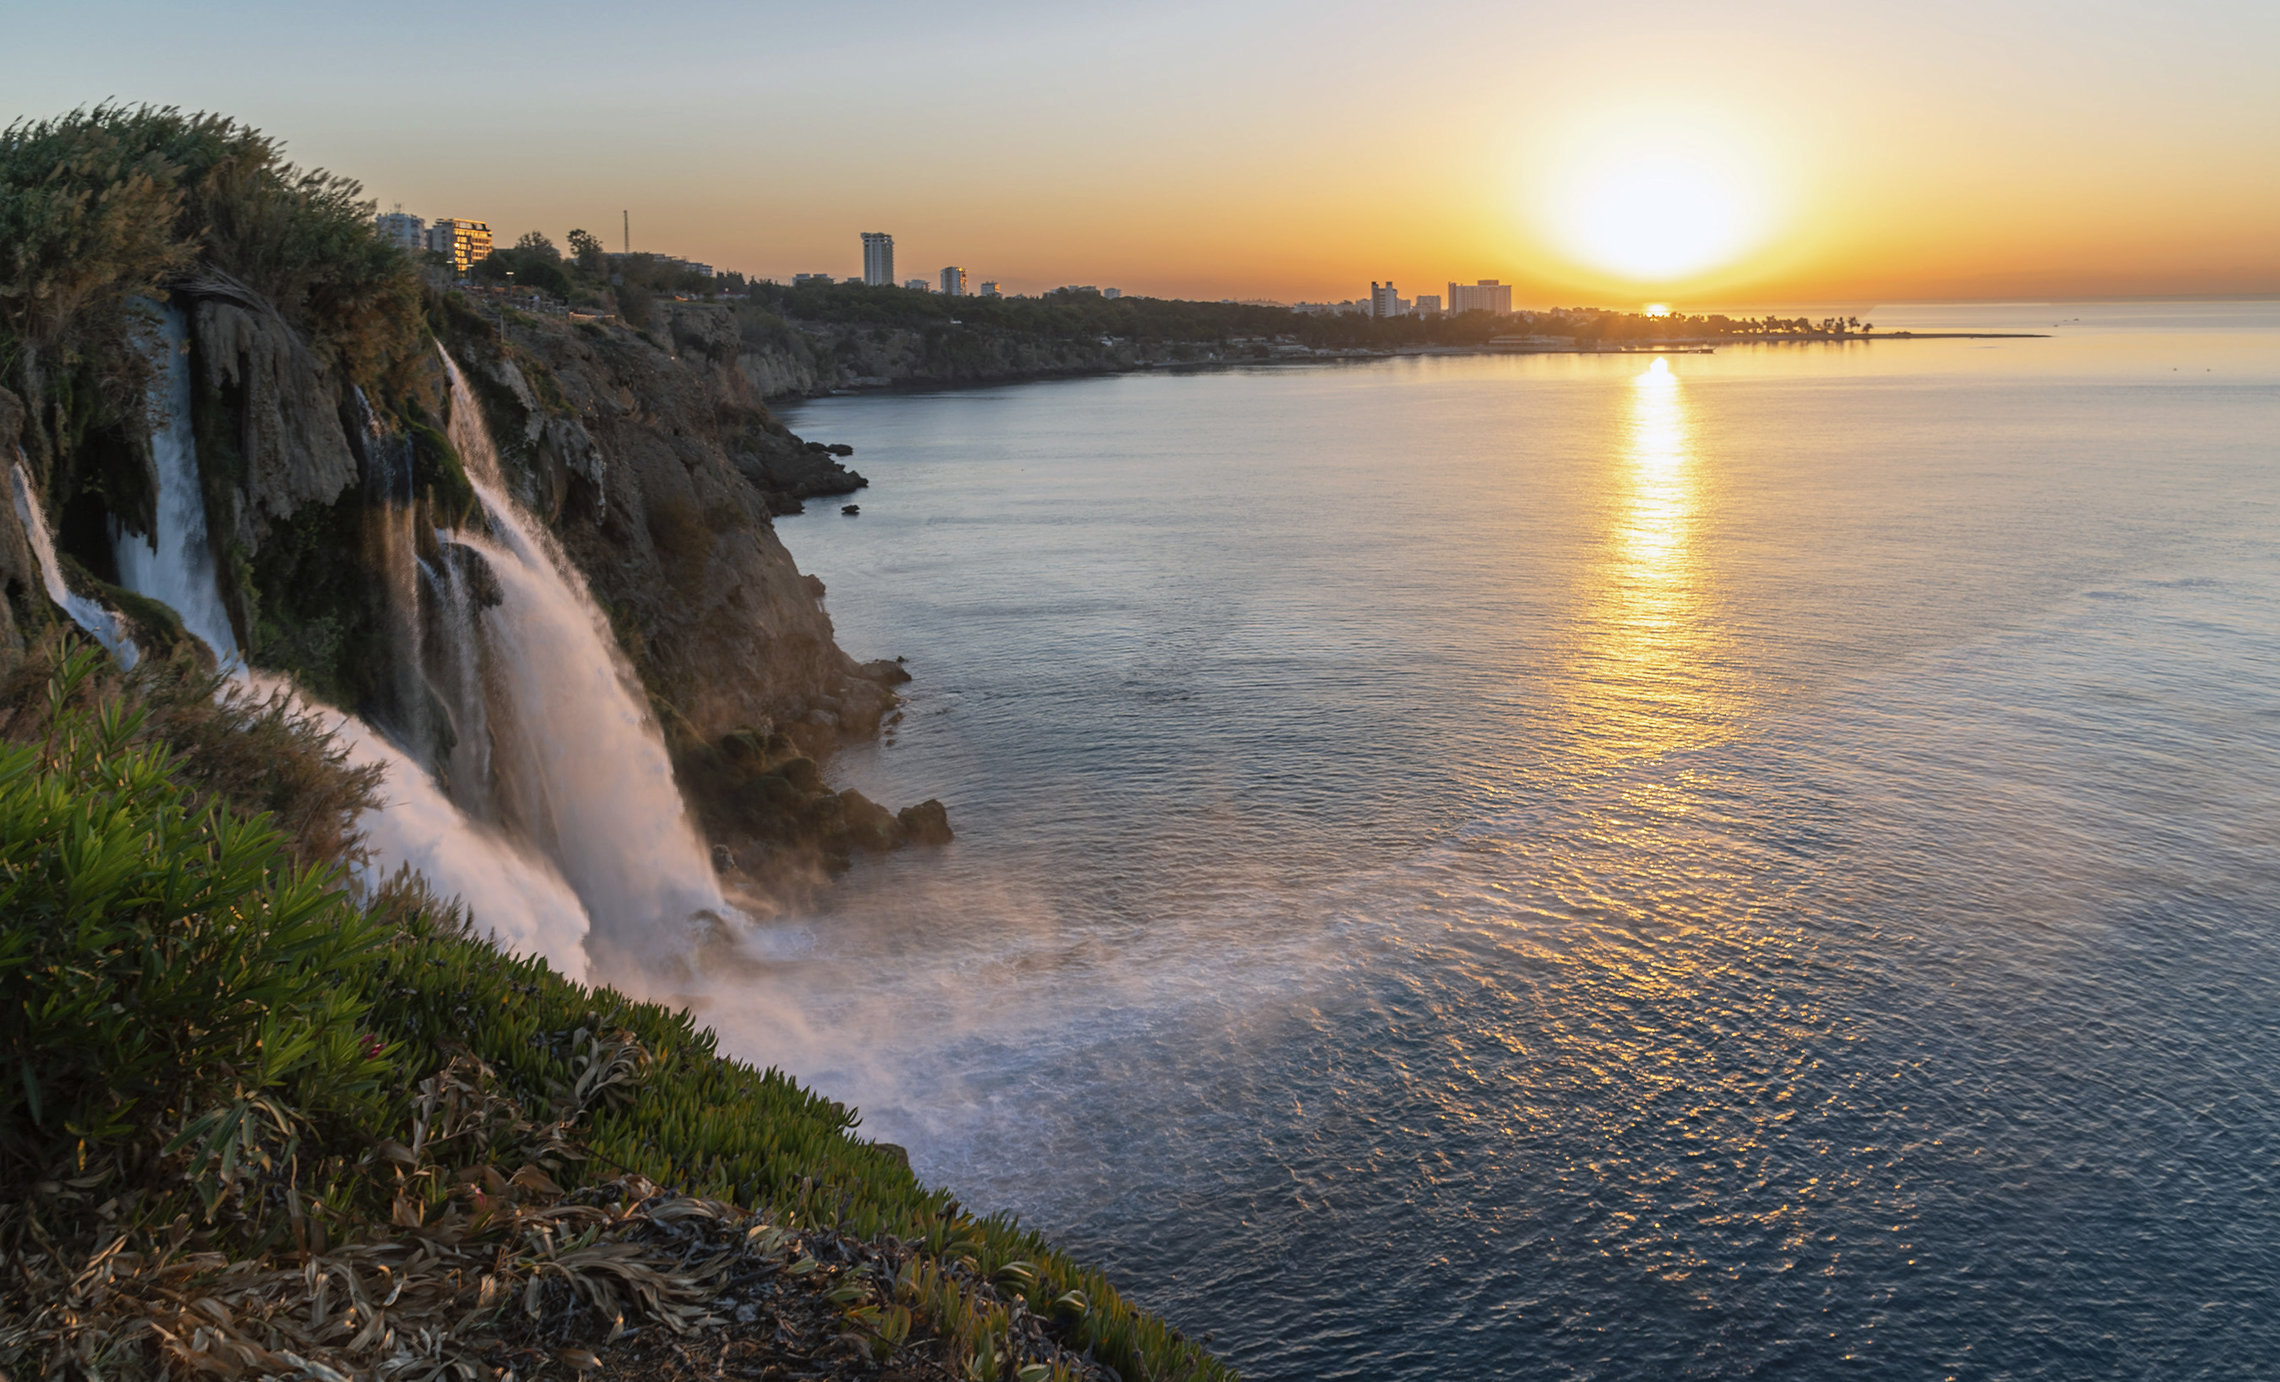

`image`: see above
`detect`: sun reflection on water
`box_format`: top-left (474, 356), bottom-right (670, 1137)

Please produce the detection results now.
top-left (1564, 355), bottom-right (1736, 761)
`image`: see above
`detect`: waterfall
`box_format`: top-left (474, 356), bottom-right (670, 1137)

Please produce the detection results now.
top-left (242, 671), bottom-right (595, 979)
top-left (355, 388), bottom-right (436, 758)
top-left (27, 325), bottom-right (732, 979)
top-left (437, 348), bottom-right (729, 959)
top-left (11, 458), bottom-right (139, 668)
top-left (114, 303), bottom-right (237, 662)
top-left (85, 326), bottom-right (605, 980)
top-left (424, 542), bottom-right (494, 815)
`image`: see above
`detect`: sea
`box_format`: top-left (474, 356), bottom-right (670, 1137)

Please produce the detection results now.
top-left (708, 300), bottom-right (2280, 1380)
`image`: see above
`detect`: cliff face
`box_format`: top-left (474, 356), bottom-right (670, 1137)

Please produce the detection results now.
top-left (439, 301), bottom-right (889, 747)
top-left (11, 281), bottom-right (924, 879)
top-left (717, 308), bottom-right (1148, 399)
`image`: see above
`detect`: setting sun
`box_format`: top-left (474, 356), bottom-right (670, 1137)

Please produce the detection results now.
top-left (1529, 112), bottom-right (1780, 286)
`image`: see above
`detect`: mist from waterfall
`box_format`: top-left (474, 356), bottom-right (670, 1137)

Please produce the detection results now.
top-left (115, 304), bottom-right (236, 662)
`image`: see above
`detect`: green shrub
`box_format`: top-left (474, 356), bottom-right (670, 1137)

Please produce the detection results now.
top-left (0, 645), bottom-right (390, 1227)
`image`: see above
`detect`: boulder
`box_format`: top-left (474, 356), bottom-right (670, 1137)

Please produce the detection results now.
top-left (837, 788), bottom-right (904, 852)
top-left (897, 798), bottom-right (953, 846)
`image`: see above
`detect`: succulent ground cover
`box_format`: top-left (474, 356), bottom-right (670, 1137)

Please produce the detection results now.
top-left (0, 637), bottom-right (1229, 1381)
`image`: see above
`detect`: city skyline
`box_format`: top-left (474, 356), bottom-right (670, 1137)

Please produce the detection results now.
top-left (13, 1), bottom-right (2274, 303)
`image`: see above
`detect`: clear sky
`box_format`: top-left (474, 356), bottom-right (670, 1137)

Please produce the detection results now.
top-left (9, 0), bottom-right (2277, 305)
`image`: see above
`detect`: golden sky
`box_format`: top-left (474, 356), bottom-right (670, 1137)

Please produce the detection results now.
top-left (13, 0), bottom-right (2278, 304)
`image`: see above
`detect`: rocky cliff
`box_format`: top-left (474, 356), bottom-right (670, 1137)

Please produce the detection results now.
top-left (1, 102), bottom-right (938, 881)
top-left (696, 302), bottom-right (1152, 399)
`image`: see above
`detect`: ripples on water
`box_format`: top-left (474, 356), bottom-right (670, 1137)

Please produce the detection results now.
top-left (711, 302), bottom-right (2280, 1379)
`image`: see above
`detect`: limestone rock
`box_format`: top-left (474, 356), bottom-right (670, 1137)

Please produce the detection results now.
top-left (193, 296), bottom-right (358, 521)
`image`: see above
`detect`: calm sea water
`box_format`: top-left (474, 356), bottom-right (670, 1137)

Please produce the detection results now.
top-left (716, 301), bottom-right (2279, 1380)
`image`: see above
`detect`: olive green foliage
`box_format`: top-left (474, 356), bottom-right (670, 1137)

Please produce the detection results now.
top-left (0, 104), bottom-right (422, 424)
top-left (0, 115), bottom-right (184, 399)
top-left (0, 644), bottom-right (390, 1225)
top-left (0, 632), bottom-right (382, 864)
top-left (472, 230), bottom-right (574, 299)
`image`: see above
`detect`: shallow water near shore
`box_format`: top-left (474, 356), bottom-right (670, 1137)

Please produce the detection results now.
top-left (733, 301), bottom-right (2280, 1379)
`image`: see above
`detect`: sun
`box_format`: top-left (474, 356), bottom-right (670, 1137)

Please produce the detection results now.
top-left (1528, 114), bottom-right (1779, 285)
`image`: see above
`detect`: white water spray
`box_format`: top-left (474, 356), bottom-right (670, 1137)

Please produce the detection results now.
top-left (115, 304), bottom-right (237, 662)
top-left (11, 459), bottom-right (138, 668)
top-left (438, 348), bottom-right (729, 958)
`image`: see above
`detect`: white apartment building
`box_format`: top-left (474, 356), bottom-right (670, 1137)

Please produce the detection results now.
top-left (979, 281), bottom-right (1003, 298)
top-left (940, 266), bottom-right (966, 296)
top-left (376, 211), bottom-right (426, 254)
top-left (1414, 293), bottom-right (1443, 316)
top-left (1446, 279), bottom-right (1513, 315)
top-left (1371, 281), bottom-right (1402, 318)
top-left (1104, 287), bottom-right (1123, 299)
top-left (862, 232), bottom-right (895, 286)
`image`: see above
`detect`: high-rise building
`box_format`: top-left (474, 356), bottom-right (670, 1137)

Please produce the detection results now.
top-left (1414, 293), bottom-right (1443, 316)
top-left (979, 281), bottom-right (1003, 298)
top-left (427, 218), bottom-right (493, 274)
top-left (1371, 281), bottom-right (1402, 318)
top-left (1446, 279), bottom-right (1513, 316)
top-left (941, 266), bottom-right (966, 296)
top-left (376, 211), bottom-right (426, 255)
top-left (862, 232), bottom-right (894, 286)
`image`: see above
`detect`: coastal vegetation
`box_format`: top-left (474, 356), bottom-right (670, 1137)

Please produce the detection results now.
top-left (1, 105), bottom-right (1230, 1381)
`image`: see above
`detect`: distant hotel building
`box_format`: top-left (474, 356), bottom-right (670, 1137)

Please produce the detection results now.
top-left (376, 211), bottom-right (426, 254)
top-left (940, 266), bottom-right (966, 296)
top-left (1446, 279), bottom-right (1513, 315)
top-left (862, 232), bottom-right (895, 286)
top-left (428, 218), bottom-right (493, 274)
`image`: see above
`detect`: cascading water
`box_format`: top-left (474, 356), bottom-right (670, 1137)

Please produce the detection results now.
top-left (86, 320), bottom-right (606, 980)
top-left (355, 387), bottom-right (437, 759)
top-left (11, 457), bottom-right (138, 668)
top-left (241, 670), bottom-right (594, 975)
top-left (436, 348), bottom-right (729, 960)
top-left (114, 303), bottom-right (236, 662)
top-left (34, 317), bottom-right (736, 979)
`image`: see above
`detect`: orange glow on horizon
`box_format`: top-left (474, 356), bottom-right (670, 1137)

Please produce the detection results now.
top-left (116, 4), bottom-right (2274, 306)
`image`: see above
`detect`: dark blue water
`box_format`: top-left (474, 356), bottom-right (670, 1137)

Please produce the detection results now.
top-left (710, 301), bottom-right (2280, 1379)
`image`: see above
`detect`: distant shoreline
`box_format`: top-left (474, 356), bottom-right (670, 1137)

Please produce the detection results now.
top-left (792, 331), bottom-right (2054, 399)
